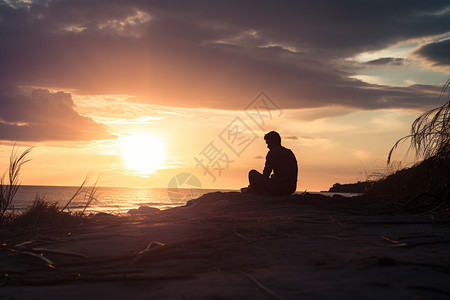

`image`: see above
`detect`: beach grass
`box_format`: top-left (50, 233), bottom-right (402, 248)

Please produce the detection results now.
top-left (9, 195), bottom-right (84, 230)
top-left (366, 78), bottom-right (450, 214)
top-left (0, 146), bottom-right (98, 228)
top-left (2, 182), bottom-right (98, 230)
top-left (366, 156), bottom-right (449, 207)
top-left (0, 146), bottom-right (33, 226)
top-left (388, 79), bottom-right (449, 164)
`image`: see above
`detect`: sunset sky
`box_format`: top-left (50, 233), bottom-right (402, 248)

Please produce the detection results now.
top-left (0, 0), bottom-right (449, 191)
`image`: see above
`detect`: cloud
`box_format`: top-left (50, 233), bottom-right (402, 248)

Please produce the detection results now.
top-left (297, 136), bottom-right (335, 148)
top-left (414, 39), bottom-right (450, 69)
top-left (0, 1), bottom-right (448, 111)
top-left (0, 88), bottom-right (115, 142)
top-left (287, 107), bottom-right (354, 121)
top-left (283, 136), bottom-right (298, 140)
top-left (364, 57), bottom-right (408, 67)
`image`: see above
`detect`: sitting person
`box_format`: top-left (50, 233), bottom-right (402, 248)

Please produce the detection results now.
top-left (243, 131), bottom-right (298, 195)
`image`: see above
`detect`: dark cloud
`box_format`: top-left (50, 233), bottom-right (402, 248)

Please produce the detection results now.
top-left (364, 57), bottom-right (408, 67)
top-left (414, 39), bottom-right (450, 67)
top-left (288, 107), bottom-right (353, 121)
top-left (283, 136), bottom-right (298, 140)
top-left (0, 88), bottom-right (115, 142)
top-left (0, 0), bottom-right (448, 113)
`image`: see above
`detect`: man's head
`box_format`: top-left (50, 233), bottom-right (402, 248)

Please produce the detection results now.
top-left (264, 131), bottom-right (281, 149)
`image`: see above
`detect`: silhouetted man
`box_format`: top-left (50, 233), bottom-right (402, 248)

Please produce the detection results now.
top-left (244, 131), bottom-right (298, 195)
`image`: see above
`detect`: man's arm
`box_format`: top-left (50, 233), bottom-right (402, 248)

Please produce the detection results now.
top-left (263, 151), bottom-right (272, 177)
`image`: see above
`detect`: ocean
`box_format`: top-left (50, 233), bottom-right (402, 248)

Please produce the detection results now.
top-left (10, 185), bottom-right (233, 214)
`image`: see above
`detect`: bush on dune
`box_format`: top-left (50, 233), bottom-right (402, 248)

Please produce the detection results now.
top-left (367, 79), bottom-right (450, 211)
top-left (0, 146), bottom-right (96, 229)
top-left (388, 79), bottom-right (449, 164)
top-left (366, 156), bottom-right (449, 205)
top-left (10, 195), bottom-right (84, 230)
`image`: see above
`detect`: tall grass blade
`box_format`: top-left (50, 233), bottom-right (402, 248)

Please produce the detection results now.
top-left (0, 145), bottom-right (33, 224)
top-left (61, 177), bottom-right (89, 212)
top-left (388, 78), bottom-right (450, 164)
top-left (81, 176), bottom-right (100, 215)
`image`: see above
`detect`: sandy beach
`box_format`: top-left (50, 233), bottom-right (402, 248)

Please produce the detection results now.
top-left (1, 192), bottom-right (449, 299)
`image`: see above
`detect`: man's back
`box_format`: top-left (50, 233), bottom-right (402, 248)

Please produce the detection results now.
top-left (264, 145), bottom-right (298, 186)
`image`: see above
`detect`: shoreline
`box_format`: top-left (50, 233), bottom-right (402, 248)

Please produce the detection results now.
top-left (12, 186), bottom-right (359, 215)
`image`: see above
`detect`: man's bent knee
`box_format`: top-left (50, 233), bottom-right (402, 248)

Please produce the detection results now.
top-left (249, 169), bottom-right (258, 175)
top-left (249, 169), bottom-right (259, 180)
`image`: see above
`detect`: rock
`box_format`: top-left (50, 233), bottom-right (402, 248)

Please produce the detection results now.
top-left (128, 206), bottom-right (160, 215)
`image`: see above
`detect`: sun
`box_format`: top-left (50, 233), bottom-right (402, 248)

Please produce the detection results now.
top-left (120, 133), bottom-right (167, 174)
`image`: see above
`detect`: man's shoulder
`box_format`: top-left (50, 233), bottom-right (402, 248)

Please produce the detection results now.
top-left (281, 146), bottom-right (297, 160)
top-left (281, 146), bottom-right (293, 153)
top-left (269, 146), bottom-right (294, 157)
